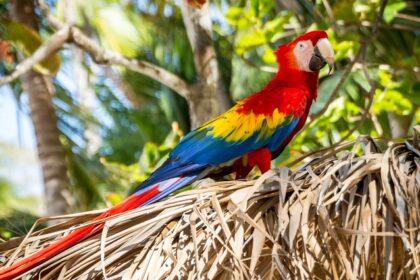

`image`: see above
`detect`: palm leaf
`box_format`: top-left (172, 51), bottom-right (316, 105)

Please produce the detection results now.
top-left (1, 133), bottom-right (418, 279)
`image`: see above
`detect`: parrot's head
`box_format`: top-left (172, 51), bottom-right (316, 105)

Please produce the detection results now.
top-left (275, 30), bottom-right (335, 75)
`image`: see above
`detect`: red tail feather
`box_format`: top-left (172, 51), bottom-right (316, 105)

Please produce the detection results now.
top-left (0, 186), bottom-right (160, 280)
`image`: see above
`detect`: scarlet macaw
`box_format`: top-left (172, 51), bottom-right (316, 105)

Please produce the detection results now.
top-left (0, 30), bottom-right (334, 279)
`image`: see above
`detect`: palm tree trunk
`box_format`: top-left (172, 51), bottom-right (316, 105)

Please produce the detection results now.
top-left (181, 1), bottom-right (231, 128)
top-left (11, 0), bottom-right (72, 216)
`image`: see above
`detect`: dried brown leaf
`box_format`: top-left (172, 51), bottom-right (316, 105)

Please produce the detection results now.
top-left (0, 137), bottom-right (418, 279)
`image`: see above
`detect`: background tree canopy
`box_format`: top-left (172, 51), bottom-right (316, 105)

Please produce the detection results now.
top-left (0, 0), bottom-right (418, 238)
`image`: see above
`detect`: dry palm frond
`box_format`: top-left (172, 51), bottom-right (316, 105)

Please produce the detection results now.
top-left (0, 133), bottom-right (419, 279)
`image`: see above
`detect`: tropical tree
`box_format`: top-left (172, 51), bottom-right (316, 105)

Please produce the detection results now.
top-left (8, 0), bottom-right (71, 216)
top-left (0, 0), bottom-right (418, 224)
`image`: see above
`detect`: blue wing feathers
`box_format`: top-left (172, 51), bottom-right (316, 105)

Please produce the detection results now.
top-left (267, 118), bottom-right (299, 151)
top-left (132, 113), bottom-right (300, 195)
top-left (131, 159), bottom-right (208, 194)
top-left (135, 173), bottom-right (204, 206)
top-left (170, 117), bottom-right (300, 165)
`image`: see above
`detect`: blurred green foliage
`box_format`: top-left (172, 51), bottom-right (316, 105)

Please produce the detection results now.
top-left (224, 0), bottom-right (418, 160)
top-left (0, 178), bottom-right (42, 239)
top-left (0, 0), bottom-right (418, 221)
top-left (2, 20), bottom-right (61, 75)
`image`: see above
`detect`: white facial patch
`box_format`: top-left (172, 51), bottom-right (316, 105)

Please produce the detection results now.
top-left (293, 40), bottom-right (314, 72)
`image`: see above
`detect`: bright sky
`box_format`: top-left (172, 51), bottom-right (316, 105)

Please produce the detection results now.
top-left (0, 85), bottom-right (43, 197)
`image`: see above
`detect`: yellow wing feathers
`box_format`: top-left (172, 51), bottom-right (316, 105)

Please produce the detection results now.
top-left (201, 105), bottom-right (286, 142)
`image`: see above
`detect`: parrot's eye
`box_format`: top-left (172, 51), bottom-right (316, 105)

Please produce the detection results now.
top-left (297, 42), bottom-right (306, 50)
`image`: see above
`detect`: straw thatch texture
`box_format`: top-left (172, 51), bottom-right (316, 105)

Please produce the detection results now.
top-left (0, 134), bottom-right (419, 279)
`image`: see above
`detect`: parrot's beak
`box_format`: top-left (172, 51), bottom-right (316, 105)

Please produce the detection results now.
top-left (309, 38), bottom-right (335, 74)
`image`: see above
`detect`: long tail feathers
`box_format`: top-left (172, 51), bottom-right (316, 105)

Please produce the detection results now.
top-left (0, 174), bottom-right (201, 280)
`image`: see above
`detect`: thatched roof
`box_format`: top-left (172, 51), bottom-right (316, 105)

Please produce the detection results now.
top-left (1, 134), bottom-right (419, 279)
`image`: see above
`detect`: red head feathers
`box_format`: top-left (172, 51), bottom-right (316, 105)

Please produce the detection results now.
top-left (275, 30), bottom-right (333, 73)
top-left (271, 30), bottom-right (334, 97)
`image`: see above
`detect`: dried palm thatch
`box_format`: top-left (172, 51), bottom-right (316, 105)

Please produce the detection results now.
top-left (0, 133), bottom-right (419, 279)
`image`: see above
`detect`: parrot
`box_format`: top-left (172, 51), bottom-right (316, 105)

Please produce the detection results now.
top-left (0, 30), bottom-right (334, 280)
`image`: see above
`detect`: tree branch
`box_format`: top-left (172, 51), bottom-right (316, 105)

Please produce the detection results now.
top-left (181, 0), bottom-right (231, 127)
top-left (332, 0), bottom-right (387, 145)
top-left (309, 0), bottom-right (387, 122)
top-left (372, 0), bottom-right (389, 35)
top-left (0, 26), bottom-right (70, 86)
top-left (68, 26), bottom-right (192, 99)
top-left (1, 0), bottom-right (193, 99)
top-left (335, 84), bottom-right (376, 145)
top-left (308, 49), bottom-right (361, 121)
